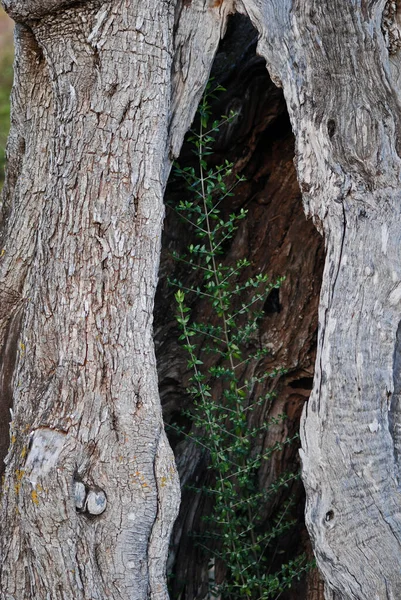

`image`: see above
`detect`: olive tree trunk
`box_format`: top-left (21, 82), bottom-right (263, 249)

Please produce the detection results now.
top-left (237, 0), bottom-right (401, 598)
top-left (1, 0), bottom-right (401, 599)
top-left (0, 0), bottom-right (233, 598)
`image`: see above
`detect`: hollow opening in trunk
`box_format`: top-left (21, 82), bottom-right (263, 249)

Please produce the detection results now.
top-left (155, 13), bottom-right (325, 600)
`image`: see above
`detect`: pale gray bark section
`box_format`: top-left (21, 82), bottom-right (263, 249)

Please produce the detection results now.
top-left (235, 0), bottom-right (401, 598)
top-left (1, 2), bottom-right (180, 598)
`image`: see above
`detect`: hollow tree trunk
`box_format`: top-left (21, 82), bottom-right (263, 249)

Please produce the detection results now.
top-left (2, 0), bottom-right (401, 599)
top-left (157, 16), bottom-right (325, 599)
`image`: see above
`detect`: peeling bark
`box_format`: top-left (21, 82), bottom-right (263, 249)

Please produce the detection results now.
top-left (232, 0), bottom-right (401, 597)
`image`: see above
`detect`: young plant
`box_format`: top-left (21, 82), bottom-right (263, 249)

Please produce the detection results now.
top-left (169, 82), bottom-right (309, 599)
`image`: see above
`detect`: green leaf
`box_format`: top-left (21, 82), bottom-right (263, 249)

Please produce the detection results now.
top-left (175, 290), bottom-right (185, 303)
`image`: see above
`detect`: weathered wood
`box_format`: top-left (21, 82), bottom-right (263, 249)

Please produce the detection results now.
top-left (234, 0), bottom-right (401, 597)
top-left (0, 0), bottom-right (238, 597)
top-left (2, 0), bottom-right (401, 598)
top-left (1, 2), bottom-right (181, 598)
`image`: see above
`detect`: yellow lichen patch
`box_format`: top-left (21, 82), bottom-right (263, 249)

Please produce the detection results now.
top-left (0, 248), bottom-right (5, 257)
top-left (129, 470), bottom-right (141, 482)
top-left (129, 470), bottom-right (151, 491)
top-left (31, 489), bottom-right (39, 505)
top-left (160, 476), bottom-right (168, 488)
top-left (11, 434), bottom-right (16, 444)
top-left (19, 341), bottom-right (25, 355)
top-left (20, 446), bottom-right (27, 459)
top-left (15, 469), bottom-right (24, 481)
top-left (14, 469), bottom-right (24, 496)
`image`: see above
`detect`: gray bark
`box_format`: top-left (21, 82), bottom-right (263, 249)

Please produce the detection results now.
top-left (0, 0), bottom-right (232, 598)
top-left (2, 0), bottom-right (401, 599)
top-left (235, 0), bottom-right (401, 598)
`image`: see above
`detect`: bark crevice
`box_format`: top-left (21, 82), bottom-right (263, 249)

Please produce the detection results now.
top-left (0, 302), bottom-right (23, 473)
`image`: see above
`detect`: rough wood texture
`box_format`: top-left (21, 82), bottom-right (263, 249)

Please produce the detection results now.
top-left (0, 0), bottom-right (232, 598)
top-left (1, 2), bottom-right (181, 598)
top-left (2, 0), bottom-right (401, 598)
top-left (234, 0), bottom-right (401, 597)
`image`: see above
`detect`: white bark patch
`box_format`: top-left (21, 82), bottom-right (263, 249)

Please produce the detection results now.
top-left (87, 8), bottom-right (109, 44)
top-left (382, 223), bottom-right (389, 255)
top-left (25, 428), bottom-right (66, 486)
top-left (368, 418), bottom-right (381, 433)
top-left (327, 316), bottom-right (337, 335)
top-left (389, 283), bottom-right (401, 306)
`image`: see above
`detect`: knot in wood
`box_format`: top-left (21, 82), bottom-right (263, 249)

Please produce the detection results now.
top-left (86, 488), bottom-right (107, 515)
top-left (325, 509), bottom-right (334, 523)
top-left (73, 480), bottom-right (107, 516)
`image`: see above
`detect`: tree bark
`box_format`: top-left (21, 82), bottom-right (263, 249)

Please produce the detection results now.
top-left (2, 0), bottom-right (401, 599)
top-left (234, 0), bottom-right (401, 597)
top-left (0, 1), bottom-right (181, 597)
top-left (0, 0), bottom-right (233, 598)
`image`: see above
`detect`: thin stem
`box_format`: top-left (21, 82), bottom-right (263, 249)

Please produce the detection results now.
top-left (174, 210), bottom-right (209, 234)
top-left (196, 118), bottom-right (249, 593)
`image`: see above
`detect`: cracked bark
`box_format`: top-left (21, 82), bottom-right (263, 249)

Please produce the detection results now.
top-left (1, 0), bottom-right (401, 599)
top-left (0, 0), bottom-right (232, 598)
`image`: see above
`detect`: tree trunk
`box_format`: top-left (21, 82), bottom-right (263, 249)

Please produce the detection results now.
top-left (235, 0), bottom-right (401, 597)
top-left (0, 1), bottom-right (181, 597)
top-left (2, 0), bottom-right (401, 599)
top-left (0, 0), bottom-right (233, 597)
